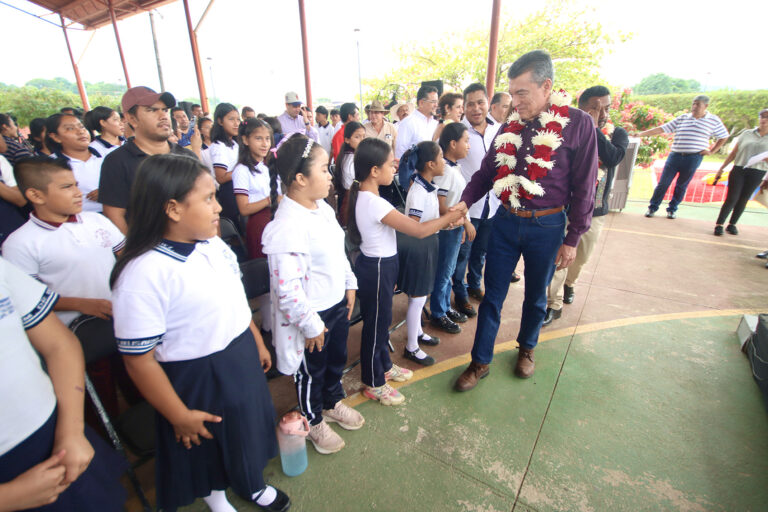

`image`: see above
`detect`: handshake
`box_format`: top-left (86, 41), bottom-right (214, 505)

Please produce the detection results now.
top-left (446, 201), bottom-right (469, 228)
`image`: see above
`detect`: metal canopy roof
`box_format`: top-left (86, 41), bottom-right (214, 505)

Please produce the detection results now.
top-left (28, 0), bottom-right (175, 29)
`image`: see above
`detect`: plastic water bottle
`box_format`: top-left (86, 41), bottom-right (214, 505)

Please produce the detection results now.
top-left (277, 411), bottom-right (309, 477)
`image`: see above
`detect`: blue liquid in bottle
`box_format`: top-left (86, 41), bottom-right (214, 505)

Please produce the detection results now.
top-left (280, 448), bottom-right (308, 477)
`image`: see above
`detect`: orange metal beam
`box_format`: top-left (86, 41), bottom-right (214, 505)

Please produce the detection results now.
top-left (485, 0), bottom-right (501, 97)
top-left (182, 0), bottom-right (209, 112)
top-left (297, 0), bottom-right (312, 110)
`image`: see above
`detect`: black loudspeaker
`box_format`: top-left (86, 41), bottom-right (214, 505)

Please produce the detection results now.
top-left (421, 80), bottom-right (444, 97)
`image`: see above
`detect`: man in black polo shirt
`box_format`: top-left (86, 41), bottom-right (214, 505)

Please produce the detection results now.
top-left (99, 86), bottom-right (197, 233)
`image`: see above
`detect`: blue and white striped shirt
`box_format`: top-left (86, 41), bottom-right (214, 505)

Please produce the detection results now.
top-left (661, 112), bottom-right (729, 153)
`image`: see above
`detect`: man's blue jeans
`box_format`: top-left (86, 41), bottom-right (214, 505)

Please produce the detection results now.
top-left (648, 152), bottom-right (703, 213)
top-left (452, 217), bottom-right (493, 302)
top-left (430, 227), bottom-right (464, 319)
top-left (470, 207), bottom-right (565, 364)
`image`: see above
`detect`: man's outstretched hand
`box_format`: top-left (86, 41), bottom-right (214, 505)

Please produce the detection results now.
top-left (554, 244), bottom-right (576, 270)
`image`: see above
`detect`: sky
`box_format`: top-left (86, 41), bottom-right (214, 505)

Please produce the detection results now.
top-left (1, 0), bottom-right (765, 114)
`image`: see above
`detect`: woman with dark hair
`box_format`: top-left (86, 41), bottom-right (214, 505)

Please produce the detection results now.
top-left (432, 92), bottom-right (464, 142)
top-left (332, 121), bottom-right (364, 225)
top-left (263, 116), bottom-right (283, 146)
top-left (85, 106), bottom-right (125, 157)
top-left (198, 117), bottom-right (214, 175)
top-left (110, 154), bottom-right (290, 512)
top-left (261, 135), bottom-right (362, 456)
top-left (28, 118), bottom-right (51, 156)
top-left (209, 103), bottom-right (242, 227)
top-left (46, 113), bottom-right (105, 213)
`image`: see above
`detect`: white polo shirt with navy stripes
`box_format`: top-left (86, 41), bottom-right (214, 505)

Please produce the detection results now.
top-left (2, 212), bottom-right (125, 327)
top-left (112, 237), bottom-right (251, 362)
top-left (0, 257), bottom-right (59, 456)
top-left (405, 173), bottom-right (439, 223)
top-left (661, 112), bottom-right (729, 153)
top-left (208, 140), bottom-right (239, 174)
top-left (54, 148), bottom-right (105, 213)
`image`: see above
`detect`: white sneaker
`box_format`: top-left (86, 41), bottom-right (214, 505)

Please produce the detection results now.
top-left (384, 363), bottom-right (413, 382)
top-left (308, 420), bottom-right (345, 454)
top-left (363, 383), bottom-right (405, 406)
top-left (322, 401), bottom-right (365, 430)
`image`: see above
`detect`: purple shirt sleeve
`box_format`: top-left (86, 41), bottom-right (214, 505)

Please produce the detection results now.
top-left (563, 111), bottom-right (598, 246)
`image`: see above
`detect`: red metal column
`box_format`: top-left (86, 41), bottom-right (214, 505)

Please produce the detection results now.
top-left (107, 0), bottom-right (132, 89)
top-left (485, 0), bottom-right (502, 96)
top-left (182, 0), bottom-right (209, 113)
top-left (297, 0), bottom-right (313, 110)
top-left (59, 14), bottom-right (90, 111)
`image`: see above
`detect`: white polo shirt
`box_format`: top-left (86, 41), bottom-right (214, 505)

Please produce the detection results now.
top-left (316, 122), bottom-right (335, 155)
top-left (394, 110), bottom-right (439, 159)
top-left (232, 162), bottom-right (272, 202)
top-left (0, 154), bottom-right (15, 186)
top-left (662, 112), bottom-right (729, 153)
top-left (89, 136), bottom-right (124, 158)
top-left (356, 191), bottom-right (396, 258)
top-left (209, 140), bottom-right (239, 174)
top-left (460, 117), bottom-right (502, 219)
top-left (2, 212), bottom-right (125, 326)
top-left (112, 237), bottom-right (252, 362)
top-left (406, 174), bottom-right (439, 223)
top-left (56, 148), bottom-right (105, 213)
top-left (433, 159), bottom-right (468, 230)
top-left (0, 257), bottom-right (58, 456)
top-left (340, 152), bottom-right (355, 190)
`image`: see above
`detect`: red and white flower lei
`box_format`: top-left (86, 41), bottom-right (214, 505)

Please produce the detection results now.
top-left (492, 89), bottom-right (571, 208)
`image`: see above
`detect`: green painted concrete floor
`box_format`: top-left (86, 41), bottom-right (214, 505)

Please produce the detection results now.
top-left (175, 315), bottom-right (768, 512)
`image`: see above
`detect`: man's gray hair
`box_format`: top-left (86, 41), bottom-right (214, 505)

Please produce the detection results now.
top-left (507, 50), bottom-right (554, 85)
top-left (693, 95), bottom-right (710, 104)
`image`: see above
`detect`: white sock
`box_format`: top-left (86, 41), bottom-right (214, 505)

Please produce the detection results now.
top-left (203, 490), bottom-right (236, 512)
top-left (252, 485), bottom-right (277, 506)
top-left (406, 296), bottom-right (427, 352)
top-left (258, 294), bottom-right (272, 332)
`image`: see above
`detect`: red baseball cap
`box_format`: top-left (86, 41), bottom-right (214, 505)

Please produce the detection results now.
top-left (121, 86), bottom-right (176, 113)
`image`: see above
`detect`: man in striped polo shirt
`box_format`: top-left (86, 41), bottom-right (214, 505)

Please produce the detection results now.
top-left (641, 95), bottom-right (729, 219)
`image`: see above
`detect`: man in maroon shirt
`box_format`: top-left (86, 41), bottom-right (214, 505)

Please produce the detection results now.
top-left (453, 50), bottom-right (598, 390)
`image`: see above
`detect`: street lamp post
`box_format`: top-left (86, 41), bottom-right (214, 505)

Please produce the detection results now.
top-left (354, 28), bottom-right (363, 110)
top-left (206, 57), bottom-right (217, 108)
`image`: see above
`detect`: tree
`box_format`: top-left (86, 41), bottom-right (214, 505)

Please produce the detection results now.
top-left (633, 73), bottom-right (701, 95)
top-left (363, 1), bottom-right (630, 104)
top-left (25, 77), bottom-right (126, 98)
top-left (0, 85), bottom-right (120, 126)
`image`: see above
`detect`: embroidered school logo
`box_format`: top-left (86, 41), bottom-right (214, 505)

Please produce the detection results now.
top-left (0, 296), bottom-right (15, 321)
top-left (221, 246), bottom-right (239, 274)
top-left (94, 228), bottom-right (111, 248)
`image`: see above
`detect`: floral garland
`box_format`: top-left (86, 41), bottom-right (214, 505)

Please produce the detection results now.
top-left (492, 89), bottom-right (571, 208)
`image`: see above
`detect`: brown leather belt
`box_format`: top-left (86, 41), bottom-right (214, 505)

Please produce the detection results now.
top-left (502, 205), bottom-right (564, 218)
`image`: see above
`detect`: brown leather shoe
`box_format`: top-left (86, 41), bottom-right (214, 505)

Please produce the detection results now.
top-left (454, 362), bottom-right (490, 392)
top-left (514, 348), bottom-right (535, 379)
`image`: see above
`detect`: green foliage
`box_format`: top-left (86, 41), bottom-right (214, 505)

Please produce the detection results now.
top-left (633, 73), bottom-right (701, 95)
top-left (363, 0), bottom-right (630, 104)
top-left (25, 77), bottom-right (126, 98)
top-left (0, 84), bottom-right (120, 126)
top-left (632, 90), bottom-right (768, 137)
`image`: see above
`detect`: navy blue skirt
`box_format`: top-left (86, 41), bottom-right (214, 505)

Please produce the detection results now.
top-left (0, 408), bottom-right (127, 512)
top-left (396, 232), bottom-right (438, 297)
top-left (156, 328), bottom-right (278, 511)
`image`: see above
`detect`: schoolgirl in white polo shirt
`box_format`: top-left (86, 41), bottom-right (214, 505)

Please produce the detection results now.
top-left (85, 106), bottom-right (126, 158)
top-left (46, 113), bottom-right (105, 213)
top-left (261, 134), bottom-right (363, 456)
top-left (346, 138), bottom-right (463, 405)
top-left (0, 257), bottom-right (127, 511)
top-left (209, 102), bottom-right (242, 228)
top-left (332, 121), bottom-right (364, 226)
top-left (110, 154), bottom-right (290, 512)
top-left (397, 141), bottom-right (449, 366)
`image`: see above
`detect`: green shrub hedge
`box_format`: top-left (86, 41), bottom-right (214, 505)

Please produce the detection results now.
top-left (631, 90), bottom-right (768, 138)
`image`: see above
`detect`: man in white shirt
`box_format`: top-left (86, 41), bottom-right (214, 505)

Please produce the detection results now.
top-left (315, 106), bottom-right (335, 155)
top-left (394, 85), bottom-right (439, 160)
top-left (452, 83), bottom-right (504, 317)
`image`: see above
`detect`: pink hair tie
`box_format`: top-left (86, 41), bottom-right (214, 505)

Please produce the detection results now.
top-left (270, 148), bottom-right (278, 158)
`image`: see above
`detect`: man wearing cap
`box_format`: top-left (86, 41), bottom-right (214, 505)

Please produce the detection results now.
top-left (278, 92), bottom-right (319, 141)
top-left (364, 100), bottom-right (398, 153)
top-left (99, 86), bottom-right (198, 234)
top-left (641, 95), bottom-right (729, 219)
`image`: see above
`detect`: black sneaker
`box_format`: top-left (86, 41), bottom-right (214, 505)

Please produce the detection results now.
top-left (510, 272), bottom-right (521, 283)
top-left (446, 308), bottom-right (468, 323)
top-left (726, 224), bottom-right (739, 235)
top-left (756, 250), bottom-right (768, 259)
top-left (256, 487), bottom-right (291, 512)
top-left (403, 348), bottom-right (435, 366)
top-left (714, 225), bottom-right (724, 236)
top-left (455, 300), bottom-right (477, 318)
top-left (418, 333), bottom-right (440, 346)
top-left (666, 211), bottom-right (677, 219)
top-left (645, 208), bottom-right (655, 218)
top-left (429, 315), bottom-right (460, 334)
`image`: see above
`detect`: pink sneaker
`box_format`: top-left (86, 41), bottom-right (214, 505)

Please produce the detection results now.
top-left (322, 401), bottom-right (365, 430)
top-left (363, 384), bottom-right (405, 406)
top-left (385, 364), bottom-right (413, 382)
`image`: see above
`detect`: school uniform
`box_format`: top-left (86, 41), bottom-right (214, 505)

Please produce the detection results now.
top-left (232, 161), bottom-right (273, 258)
top-left (397, 173), bottom-right (439, 296)
top-left (262, 196), bottom-right (358, 425)
top-left (0, 257), bottom-right (126, 512)
top-left (354, 191), bottom-right (398, 388)
top-left (209, 140), bottom-right (240, 227)
top-left (89, 136), bottom-right (125, 158)
top-left (430, 158), bottom-right (468, 319)
top-left (2, 211), bottom-right (124, 326)
top-left (337, 151), bottom-right (354, 225)
top-left (54, 148), bottom-right (105, 213)
top-left (0, 155), bottom-right (26, 245)
top-left (112, 237), bottom-right (277, 511)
